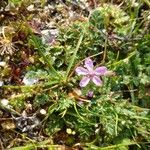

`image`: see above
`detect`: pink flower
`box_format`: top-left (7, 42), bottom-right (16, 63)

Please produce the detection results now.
top-left (87, 91), bottom-right (94, 99)
top-left (75, 58), bottom-right (108, 87)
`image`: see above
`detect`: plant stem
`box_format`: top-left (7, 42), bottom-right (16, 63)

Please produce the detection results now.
top-left (129, 83), bottom-right (136, 105)
top-left (31, 35), bottom-right (60, 78)
top-left (65, 32), bottom-right (84, 81)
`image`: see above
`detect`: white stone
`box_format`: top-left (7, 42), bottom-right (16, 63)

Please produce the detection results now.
top-left (0, 61), bottom-right (6, 67)
top-left (147, 14), bottom-right (150, 20)
top-left (40, 109), bottom-right (46, 115)
top-left (27, 5), bottom-right (34, 11)
top-left (66, 128), bottom-right (72, 134)
top-left (22, 77), bottom-right (38, 86)
top-left (1, 99), bottom-right (9, 106)
top-left (0, 81), bottom-right (3, 86)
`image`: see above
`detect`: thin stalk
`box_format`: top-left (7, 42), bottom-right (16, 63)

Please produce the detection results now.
top-left (73, 102), bottom-right (95, 125)
top-left (37, 47), bottom-right (59, 77)
top-left (142, 0), bottom-right (150, 7)
top-left (107, 50), bottom-right (136, 68)
top-left (102, 35), bottom-right (108, 63)
top-left (129, 83), bottom-right (136, 105)
top-left (31, 35), bottom-right (60, 77)
top-left (2, 81), bottom-right (59, 89)
top-left (65, 32), bottom-right (84, 81)
top-left (0, 104), bottom-right (21, 116)
top-left (86, 141), bottom-right (139, 150)
top-left (115, 113), bottom-right (118, 136)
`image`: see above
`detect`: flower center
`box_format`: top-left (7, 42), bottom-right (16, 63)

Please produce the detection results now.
top-left (87, 71), bottom-right (95, 78)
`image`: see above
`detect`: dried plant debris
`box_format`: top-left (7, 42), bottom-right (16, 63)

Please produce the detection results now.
top-left (12, 111), bottom-right (40, 132)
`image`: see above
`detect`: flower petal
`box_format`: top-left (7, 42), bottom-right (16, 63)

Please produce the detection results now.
top-left (94, 66), bottom-right (107, 75)
top-left (75, 67), bottom-right (89, 75)
top-left (87, 91), bottom-right (94, 99)
top-left (84, 58), bottom-right (94, 71)
top-left (92, 76), bottom-right (102, 86)
top-left (79, 76), bottom-right (90, 87)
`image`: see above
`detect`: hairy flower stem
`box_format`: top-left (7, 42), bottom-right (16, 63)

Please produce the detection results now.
top-left (0, 104), bottom-right (21, 116)
top-left (102, 35), bottom-right (108, 63)
top-left (2, 81), bottom-right (59, 89)
top-left (65, 32), bottom-right (84, 82)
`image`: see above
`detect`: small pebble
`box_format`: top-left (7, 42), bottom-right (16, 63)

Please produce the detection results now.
top-left (0, 61), bottom-right (6, 67)
top-left (40, 109), bottom-right (46, 115)
top-left (22, 77), bottom-right (38, 86)
top-left (1, 99), bottom-right (9, 106)
top-left (66, 128), bottom-right (72, 134)
top-left (0, 81), bottom-right (3, 86)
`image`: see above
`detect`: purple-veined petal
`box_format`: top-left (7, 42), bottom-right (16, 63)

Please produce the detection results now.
top-left (75, 67), bottom-right (89, 75)
top-left (79, 76), bottom-right (90, 87)
top-left (92, 76), bottom-right (102, 86)
top-left (84, 58), bottom-right (94, 71)
top-left (94, 66), bottom-right (107, 75)
top-left (87, 91), bottom-right (94, 99)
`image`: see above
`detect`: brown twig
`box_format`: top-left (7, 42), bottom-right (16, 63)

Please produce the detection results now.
top-left (0, 138), bottom-right (4, 150)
